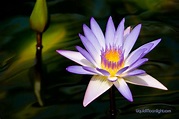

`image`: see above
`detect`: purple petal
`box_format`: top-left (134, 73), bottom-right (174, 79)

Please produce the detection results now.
top-left (82, 66), bottom-right (102, 75)
top-left (79, 34), bottom-right (101, 65)
top-left (76, 46), bottom-right (98, 67)
top-left (105, 16), bottom-right (115, 46)
top-left (141, 39), bottom-right (161, 57)
top-left (114, 78), bottom-right (133, 102)
top-left (90, 17), bottom-right (105, 48)
top-left (66, 66), bottom-right (96, 75)
top-left (125, 74), bottom-right (168, 90)
top-left (83, 75), bottom-right (113, 107)
top-left (56, 50), bottom-right (92, 66)
top-left (116, 66), bottom-right (129, 76)
top-left (126, 58), bottom-right (148, 72)
top-left (124, 26), bottom-right (131, 38)
top-left (127, 43), bottom-right (153, 61)
top-left (123, 24), bottom-right (142, 59)
top-left (83, 24), bottom-right (101, 53)
top-left (122, 69), bottom-right (146, 77)
top-left (125, 48), bottom-right (147, 66)
top-left (114, 18), bottom-right (125, 47)
top-left (96, 68), bottom-right (110, 76)
top-left (129, 39), bottom-right (161, 60)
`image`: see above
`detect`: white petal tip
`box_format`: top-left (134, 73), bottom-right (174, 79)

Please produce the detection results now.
top-left (83, 102), bottom-right (88, 107)
top-left (125, 74), bottom-right (168, 91)
top-left (159, 86), bottom-right (168, 90)
top-left (83, 99), bottom-right (91, 107)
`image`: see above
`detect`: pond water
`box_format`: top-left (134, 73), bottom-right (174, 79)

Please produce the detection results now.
top-left (0, 0), bottom-right (178, 119)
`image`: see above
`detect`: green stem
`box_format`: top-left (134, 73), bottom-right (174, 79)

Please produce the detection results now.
top-left (36, 32), bottom-right (43, 65)
top-left (34, 32), bottom-right (44, 106)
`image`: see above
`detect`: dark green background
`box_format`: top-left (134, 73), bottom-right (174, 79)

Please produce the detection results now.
top-left (0, 0), bottom-right (178, 118)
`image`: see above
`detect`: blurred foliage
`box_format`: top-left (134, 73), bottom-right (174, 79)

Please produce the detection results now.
top-left (0, 0), bottom-right (179, 119)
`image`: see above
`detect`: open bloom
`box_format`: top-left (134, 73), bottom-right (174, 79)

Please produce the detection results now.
top-left (57, 16), bottom-right (167, 107)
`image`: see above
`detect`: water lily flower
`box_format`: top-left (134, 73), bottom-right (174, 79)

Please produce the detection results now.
top-left (56, 16), bottom-right (168, 107)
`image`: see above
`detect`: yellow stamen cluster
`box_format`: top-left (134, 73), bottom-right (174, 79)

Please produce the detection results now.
top-left (101, 48), bottom-right (124, 76)
top-left (105, 50), bottom-right (120, 62)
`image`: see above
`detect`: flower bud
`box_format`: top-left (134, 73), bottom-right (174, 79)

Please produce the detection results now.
top-left (30, 0), bottom-right (48, 33)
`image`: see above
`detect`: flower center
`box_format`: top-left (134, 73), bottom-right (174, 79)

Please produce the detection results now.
top-left (105, 49), bottom-right (120, 62)
top-left (101, 46), bottom-right (124, 76)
